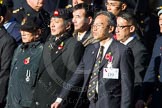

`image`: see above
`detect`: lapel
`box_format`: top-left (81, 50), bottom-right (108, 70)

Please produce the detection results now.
top-left (99, 39), bottom-right (118, 70)
top-left (127, 37), bottom-right (137, 48)
top-left (43, 41), bottom-right (67, 68)
top-left (81, 30), bottom-right (90, 43)
top-left (42, 34), bottom-right (70, 69)
top-left (84, 43), bottom-right (100, 84)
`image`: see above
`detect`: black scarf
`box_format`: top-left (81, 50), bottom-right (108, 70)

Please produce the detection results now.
top-left (49, 32), bottom-right (71, 49)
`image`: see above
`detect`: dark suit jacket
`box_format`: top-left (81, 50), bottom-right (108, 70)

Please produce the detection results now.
top-left (127, 37), bottom-right (150, 84)
top-left (0, 27), bottom-right (16, 104)
top-left (60, 39), bottom-right (134, 108)
top-left (31, 34), bottom-right (84, 108)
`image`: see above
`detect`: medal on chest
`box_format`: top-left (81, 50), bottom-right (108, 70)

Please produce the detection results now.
top-left (25, 70), bottom-right (31, 82)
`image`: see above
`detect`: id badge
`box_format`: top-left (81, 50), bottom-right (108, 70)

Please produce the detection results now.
top-left (103, 68), bottom-right (119, 79)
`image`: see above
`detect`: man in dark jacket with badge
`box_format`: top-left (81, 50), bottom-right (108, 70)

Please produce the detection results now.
top-left (0, 4), bottom-right (16, 108)
top-left (31, 8), bottom-right (84, 108)
top-left (5, 16), bottom-right (43, 108)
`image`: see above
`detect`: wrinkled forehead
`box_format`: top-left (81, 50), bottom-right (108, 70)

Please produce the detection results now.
top-left (94, 15), bottom-right (109, 24)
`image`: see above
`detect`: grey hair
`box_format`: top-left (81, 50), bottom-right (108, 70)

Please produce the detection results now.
top-left (94, 11), bottom-right (117, 26)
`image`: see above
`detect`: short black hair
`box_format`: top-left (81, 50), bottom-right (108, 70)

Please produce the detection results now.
top-left (117, 12), bottom-right (137, 27)
top-left (94, 11), bottom-right (117, 27)
top-left (73, 3), bottom-right (94, 18)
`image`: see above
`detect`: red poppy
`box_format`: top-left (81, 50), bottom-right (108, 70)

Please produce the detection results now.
top-left (24, 57), bottom-right (30, 64)
top-left (58, 46), bottom-right (63, 50)
top-left (105, 53), bottom-right (113, 62)
top-left (58, 42), bottom-right (64, 50)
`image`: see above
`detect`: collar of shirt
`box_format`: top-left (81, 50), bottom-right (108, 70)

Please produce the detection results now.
top-left (100, 38), bottom-right (113, 59)
top-left (122, 35), bottom-right (136, 45)
top-left (77, 31), bottom-right (87, 41)
top-left (3, 22), bottom-right (12, 29)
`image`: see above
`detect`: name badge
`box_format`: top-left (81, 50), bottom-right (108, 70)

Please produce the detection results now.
top-left (103, 68), bottom-right (119, 79)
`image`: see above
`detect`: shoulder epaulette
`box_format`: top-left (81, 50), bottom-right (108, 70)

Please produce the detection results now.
top-left (65, 4), bottom-right (72, 9)
top-left (157, 6), bottom-right (162, 10)
top-left (13, 7), bottom-right (24, 14)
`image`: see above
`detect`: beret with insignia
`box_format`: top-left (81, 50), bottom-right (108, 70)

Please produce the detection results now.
top-left (51, 8), bottom-right (72, 20)
top-left (20, 16), bottom-right (42, 32)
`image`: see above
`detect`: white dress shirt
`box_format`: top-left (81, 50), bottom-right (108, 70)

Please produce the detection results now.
top-left (121, 35), bottom-right (136, 45)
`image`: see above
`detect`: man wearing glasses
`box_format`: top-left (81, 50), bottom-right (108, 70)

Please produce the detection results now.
top-left (115, 12), bottom-right (150, 107)
top-left (51, 11), bottom-right (134, 108)
top-left (105, 0), bottom-right (127, 16)
top-left (105, 0), bottom-right (136, 16)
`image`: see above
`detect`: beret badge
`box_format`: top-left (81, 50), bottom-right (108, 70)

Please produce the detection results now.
top-left (53, 10), bottom-right (59, 17)
top-left (21, 18), bottom-right (27, 25)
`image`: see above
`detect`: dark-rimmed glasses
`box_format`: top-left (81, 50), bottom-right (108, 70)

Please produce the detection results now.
top-left (116, 25), bottom-right (132, 30)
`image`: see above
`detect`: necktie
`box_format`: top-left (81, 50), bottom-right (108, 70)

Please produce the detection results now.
top-left (87, 46), bottom-right (104, 101)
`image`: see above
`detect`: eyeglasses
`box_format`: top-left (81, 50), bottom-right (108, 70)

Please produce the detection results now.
top-left (116, 25), bottom-right (132, 30)
top-left (91, 23), bottom-right (104, 29)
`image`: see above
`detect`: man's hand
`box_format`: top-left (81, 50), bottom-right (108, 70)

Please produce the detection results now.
top-left (51, 102), bottom-right (61, 108)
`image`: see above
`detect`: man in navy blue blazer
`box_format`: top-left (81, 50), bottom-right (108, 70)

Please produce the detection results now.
top-left (51, 11), bottom-right (134, 108)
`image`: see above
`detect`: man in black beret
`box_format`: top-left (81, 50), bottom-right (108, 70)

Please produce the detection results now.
top-left (30, 8), bottom-right (84, 108)
top-left (5, 16), bottom-right (43, 108)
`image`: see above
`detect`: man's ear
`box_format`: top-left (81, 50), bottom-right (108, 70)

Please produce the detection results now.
top-left (0, 16), bottom-right (4, 23)
top-left (121, 3), bottom-right (127, 11)
top-left (37, 29), bottom-right (42, 35)
top-left (108, 26), bottom-right (115, 33)
top-left (85, 16), bottom-right (93, 25)
top-left (65, 22), bottom-right (71, 30)
top-left (87, 16), bottom-right (93, 25)
top-left (130, 25), bottom-right (135, 33)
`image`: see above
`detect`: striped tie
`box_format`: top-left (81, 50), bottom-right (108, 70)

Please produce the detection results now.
top-left (87, 46), bottom-right (104, 101)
